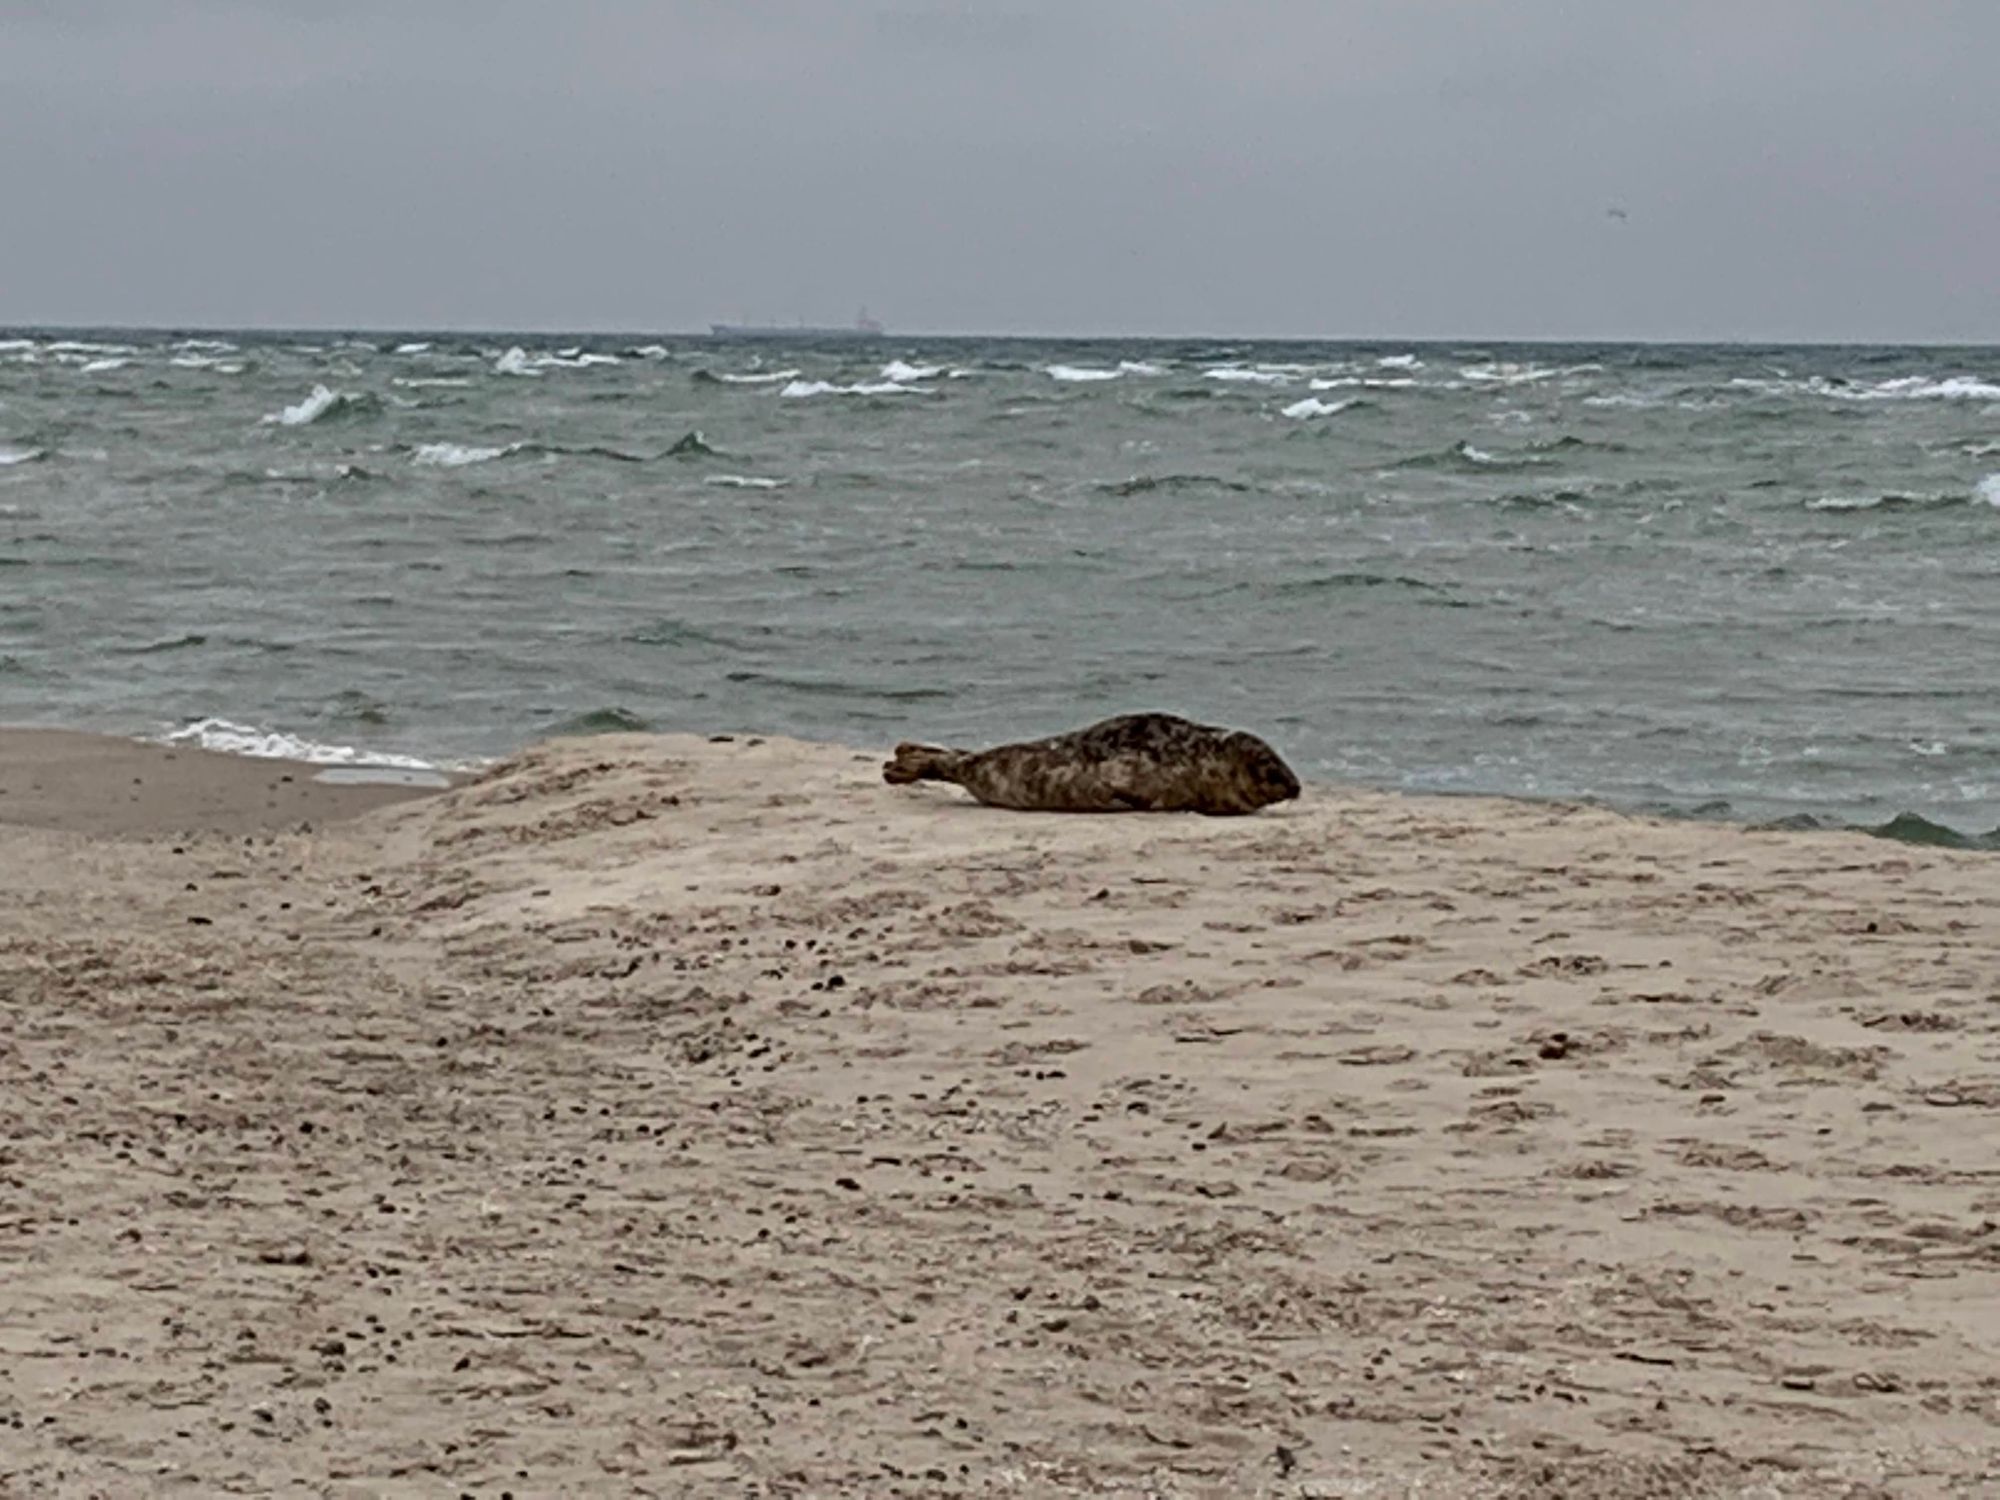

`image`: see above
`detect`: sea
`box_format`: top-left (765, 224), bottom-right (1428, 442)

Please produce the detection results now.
top-left (3, 330), bottom-right (1998, 845)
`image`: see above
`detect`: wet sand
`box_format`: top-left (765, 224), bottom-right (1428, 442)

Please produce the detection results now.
top-left (0, 728), bottom-right (452, 838)
top-left (2, 730), bottom-right (1997, 1496)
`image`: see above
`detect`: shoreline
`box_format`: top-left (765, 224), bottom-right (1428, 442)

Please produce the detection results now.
top-left (0, 727), bottom-right (459, 837)
top-left (4, 729), bottom-right (1998, 1490)
top-left (7, 719), bottom-right (1995, 854)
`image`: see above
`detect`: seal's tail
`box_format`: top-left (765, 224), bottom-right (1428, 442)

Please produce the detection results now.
top-left (883, 742), bottom-right (970, 787)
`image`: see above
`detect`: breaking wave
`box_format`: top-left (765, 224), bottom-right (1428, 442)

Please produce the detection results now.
top-left (696, 367), bottom-right (801, 385)
top-left (1046, 365), bottom-right (1123, 382)
top-left (779, 378), bottom-right (924, 397)
top-left (705, 474), bottom-right (787, 489)
top-left (1280, 396), bottom-right (1353, 419)
top-left (0, 444), bottom-right (45, 466)
top-left (159, 716), bottom-right (441, 769)
top-left (261, 385), bottom-right (376, 426)
top-left (412, 442), bottom-right (513, 468)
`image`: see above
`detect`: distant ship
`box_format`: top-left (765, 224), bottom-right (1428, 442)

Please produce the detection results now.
top-left (709, 308), bottom-right (885, 339)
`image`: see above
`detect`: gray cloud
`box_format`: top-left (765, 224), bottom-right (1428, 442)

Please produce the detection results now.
top-left (3, 1), bottom-right (1996, 339)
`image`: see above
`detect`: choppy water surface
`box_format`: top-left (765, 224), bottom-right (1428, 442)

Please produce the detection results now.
top-left (3, 329), bottom-right (1998, 840)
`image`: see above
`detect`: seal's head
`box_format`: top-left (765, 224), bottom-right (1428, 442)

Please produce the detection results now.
top-left (1226, 731), bottom-right (1301, 808)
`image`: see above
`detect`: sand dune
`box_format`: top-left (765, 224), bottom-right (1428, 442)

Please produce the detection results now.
top-left (3, 730), bottom-right (1997, 1495)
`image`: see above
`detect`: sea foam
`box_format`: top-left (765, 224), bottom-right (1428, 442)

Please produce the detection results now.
top-left (1046, 365), bottom-right (1123, 382)
top-left (412, 442), bottom-right (512, 467)
top-left (778, 378), bottom-right (922, 398)
top-left (0, 444), bottom-right (43, 466)
top-left (1977, 474), bottom-right (2000, 507)
top-left (881, 359), bottom-right (942, 382)
top-left (1281, 396), bottom-right (1353, 419)
top-left (162, 717), bottom-right (441, 769)
top-left (262, 385), bottom-right (346, 426)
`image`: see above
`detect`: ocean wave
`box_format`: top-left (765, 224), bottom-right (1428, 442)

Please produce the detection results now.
top-left (548, 707), bottom-right (652, 736)
top-left (170, 354), bottom-right (247, 373)
top-left (1804, 491), bottom-right (1964, 512)
top-left (1204, 366), bottom-right (1292, 385)
top-left (78, 357), bottom-right (131, 374)
top-left (881, 358), bottom-right (942, 382)
top-left (0, 339), bottom-right (36, 353)
top-left (1046, 364), bottom-right (1123, 382)
top-left (1396, 440), bottom-right (1540, 471)
top-left (1118, 360), bottom-right (1167, 376)
top-left (1280, 396), bottom-right (1353, 419)
top-left (495, 346), bottom-right (542, 377)
top-left (1266, 571), bottom-right (1463, 603)
top-left (628, 344), bottom-right (670, 360)
top-left (1978, 474), bottom-right (2000, 507)
top-left (391, 376), bottom-right (474, 389)
top-left (1856, 375), bottom-right (2000, 402)
top-left (697, 367), bottom-right (801, 385)
top-left (667, 430), bottom-right (718, 457)
top-left (778, 378), bottom-right (924, 397)
top-left (160, 716), bottom-right (440, 769)
top-left (1460, 362), bottom-right (1564, 385)
top-left (262, 385), bottom-right (375, 426)
top-left (1310, 375), bottom-right (1419, 391)
top-left (705, 474), bottom-right (787, 489)
top-left (1376, 353), bottom-right (1423, 370)
top-left (1099, 473), bottom-right (1252, 497)
top-left (412, 441), bottom-right (513, 468)
top-left (0, 444), bottom-right (44, 466)
top-left (394, 341), bottom-right (432, 354)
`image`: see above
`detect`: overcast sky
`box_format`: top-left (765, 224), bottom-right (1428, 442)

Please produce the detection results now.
top-left (4, 1), bottom-right (1996, 340)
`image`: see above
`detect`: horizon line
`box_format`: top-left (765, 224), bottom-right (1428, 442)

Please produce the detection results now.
top-left (4, 320), bottom-right (1999, 349)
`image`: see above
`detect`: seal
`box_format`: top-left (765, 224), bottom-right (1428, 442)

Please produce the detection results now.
top-left (882, 712), bottom-right (1300, 816)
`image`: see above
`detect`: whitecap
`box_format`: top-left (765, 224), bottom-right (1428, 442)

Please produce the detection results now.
top-left (1862, 375), bottom-right (2000, 402)
top-left (412, 441), bottom-right (512, 467)
top-left (79, 357), bottom-right (130, 374)
top-left (1118, 360), bottom-right (1167, 376)
top-left (174, 339), bottom-right (237, 352)
top-left (161, 717), bottom-right (440, 769)
top-left (391, 376), bottom-right (474, 389)
top-left (778, 378), bottom-right (920, 398)
top-left (1281, 396), bottom-right (1353, 419)
top-left (881, 358), bottom-right (942, 381)
top-left (628, 344), bottom-right (670, 359)
top-left (1046, 364), bottom-right (1122, 382)
top-left (1458, 442), bottom-right (1504, 465)
top-left (1965, 440), bottom-right (2000, 456)
top-left (1978, 474), bottom-right (2000, 507)
top-left (714, 368), bottom-right (800, 384)
top-left (1376, 353), bottom-right (1423, 369)
top-left (0, 444), bottom-right (43, 466)
top-left (1461, 362), bottom-right (1560, 385)
top-left (0, 339), bottom-right (36, 353)
top-left (495, 346), bottom-right (542, 377)
top-left (1204, 366), bottom-right (1291, 384)
top-left (262, 385), bottom-right (343, 426)
top-left (705, 474), bottom-right (788, 489)
top-left (1311, 375), bottom-right (1416, 390)
top-left (394, 341), bottom-right (432, 354)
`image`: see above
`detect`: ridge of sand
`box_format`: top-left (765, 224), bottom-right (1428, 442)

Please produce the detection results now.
top-left (3, 731), bottom-right (1998, 1496)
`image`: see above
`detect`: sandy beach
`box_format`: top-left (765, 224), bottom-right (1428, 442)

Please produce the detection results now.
top-left (3, 728), bottom-right (1998, 1497)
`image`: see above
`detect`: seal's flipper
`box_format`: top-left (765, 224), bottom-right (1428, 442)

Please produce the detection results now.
top-left (883, 743), bottom-right (966, 786)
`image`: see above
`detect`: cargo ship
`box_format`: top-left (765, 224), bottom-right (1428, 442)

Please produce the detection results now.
top-left (709, 308), bottom-right (885, 339)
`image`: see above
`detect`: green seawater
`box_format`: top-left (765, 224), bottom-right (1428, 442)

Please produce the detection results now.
top-left (3, 329), bottom-right (1997, 838)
